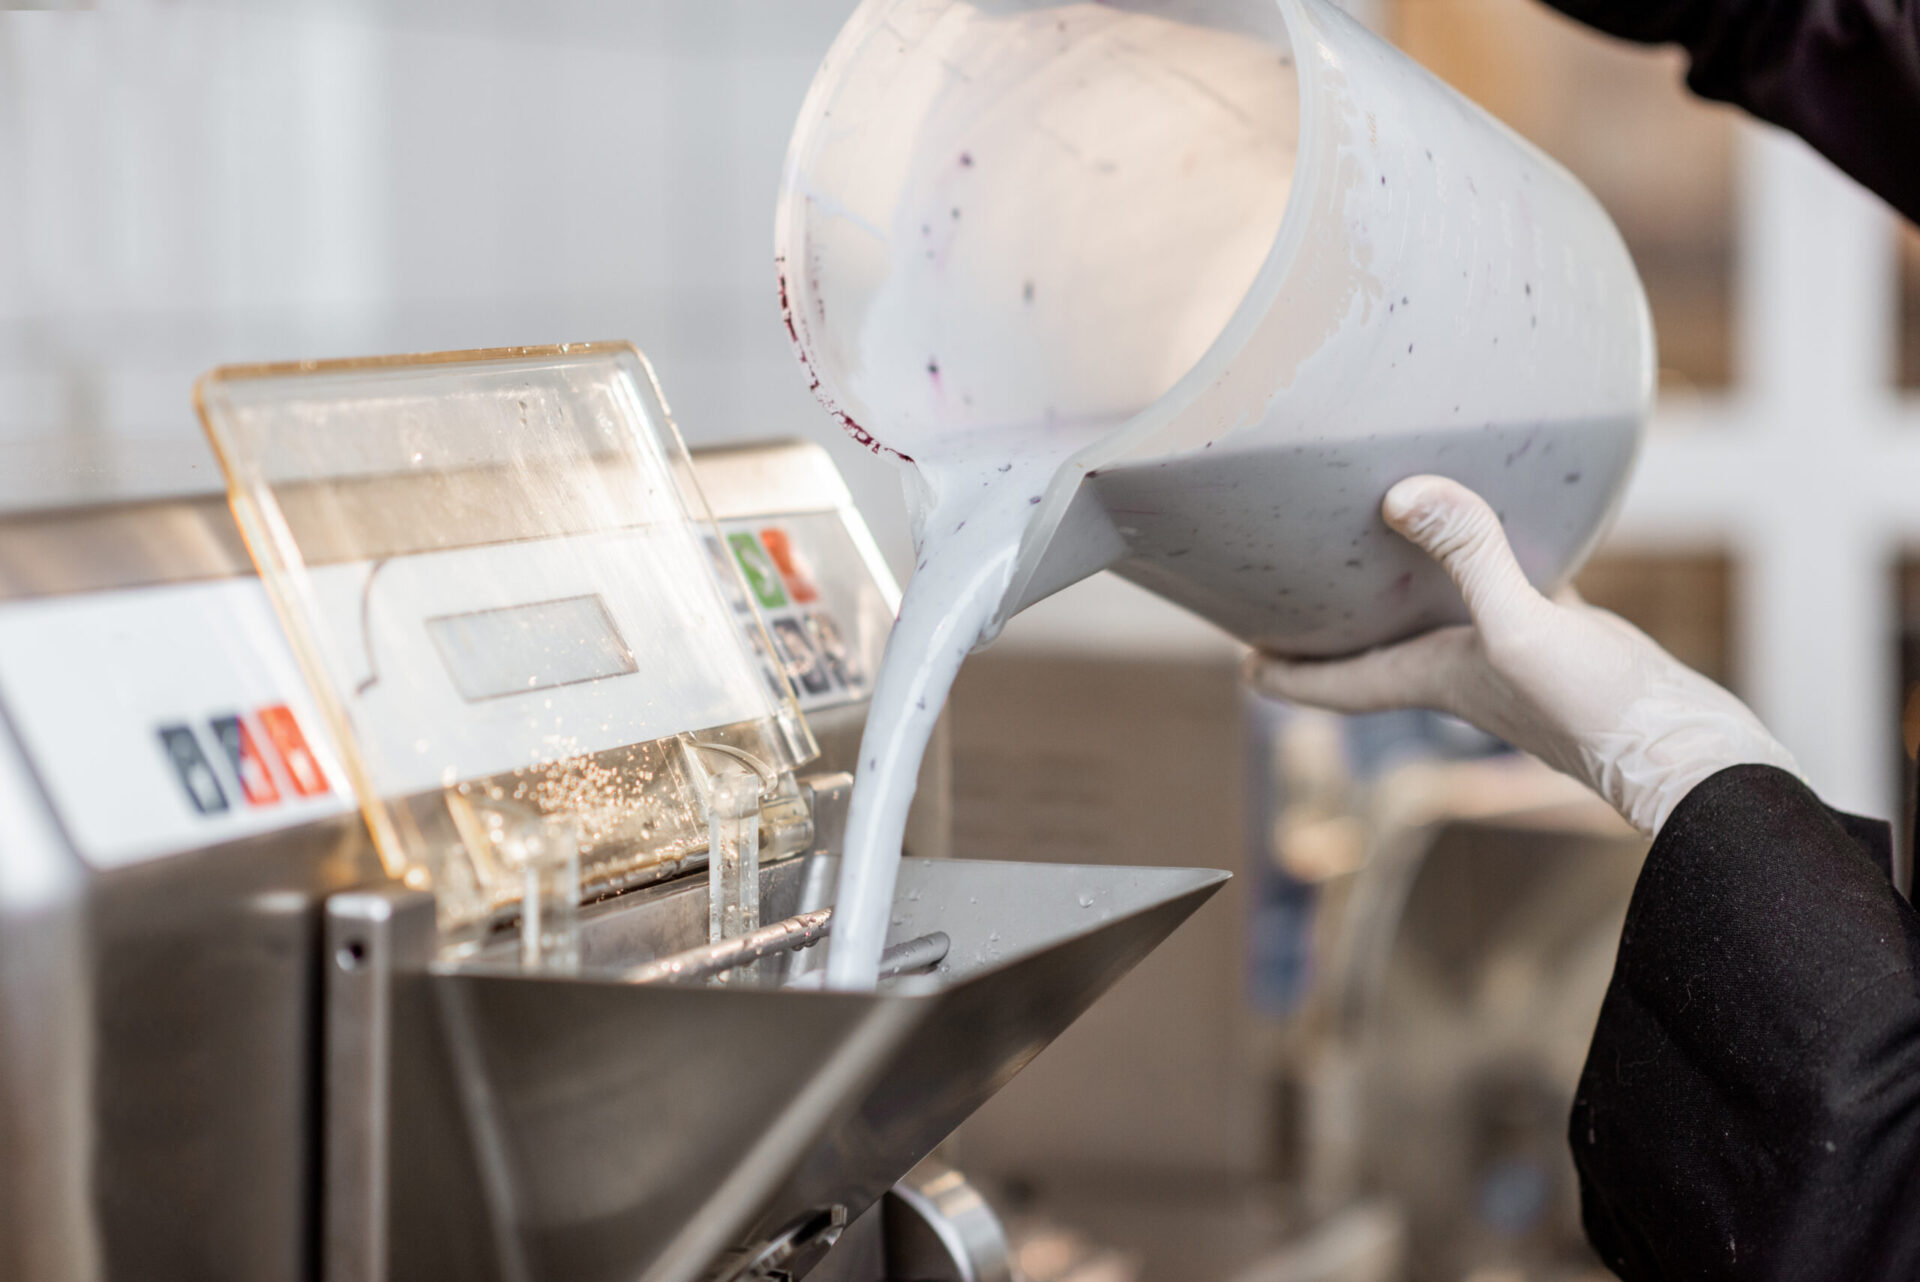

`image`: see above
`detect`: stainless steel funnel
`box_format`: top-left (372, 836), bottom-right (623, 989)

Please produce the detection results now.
top-left (331, 856), bottom-right (1226, 1282)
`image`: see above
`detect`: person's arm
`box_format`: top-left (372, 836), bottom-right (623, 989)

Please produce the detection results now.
top-left (1542, 0), bottom-right (1920, 223)
top-left (1248, 478), bottom-right (1920, 1275)
top-left (1574, 762), bottom-right (1920, 1280)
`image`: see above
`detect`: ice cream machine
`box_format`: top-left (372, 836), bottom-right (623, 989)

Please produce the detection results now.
top-left (0, 345), bottom-right (1223, 1282)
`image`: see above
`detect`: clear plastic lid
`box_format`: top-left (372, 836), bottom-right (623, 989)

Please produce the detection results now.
top-left (197, 343), bottom-right (816, 950)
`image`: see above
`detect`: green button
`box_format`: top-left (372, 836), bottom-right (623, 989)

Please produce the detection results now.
top-left (728, 531), bottom-right (788, 609)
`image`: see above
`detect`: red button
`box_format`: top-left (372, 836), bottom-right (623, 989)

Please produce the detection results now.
top-left (211, 714), bottom-right (280, 807)
top-left (258, 705), bottom-right (330, 797)
top-left (758, 527), bottom-right (819, 603)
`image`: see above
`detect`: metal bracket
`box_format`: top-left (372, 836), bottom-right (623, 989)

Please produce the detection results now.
top-left (883, 1160), bottom-right (1013, 1282)
top-left (323, 887), bottom-right (434, 1282)
top-left (705, 1205), bottom-right (848, 1282)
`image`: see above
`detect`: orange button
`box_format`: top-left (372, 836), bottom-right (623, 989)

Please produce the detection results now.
top-left (758, 527), bottom-right (819, 604)
top-left (259, 704), bottom-right (330, 797)
top-left (212, 714), bottom-right (281, 807)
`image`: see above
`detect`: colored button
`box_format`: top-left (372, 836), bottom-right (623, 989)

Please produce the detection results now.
top-left (258, 704), bottom-right (330, 797)
top-left (758, 527), bottom-right (820, 604)
top-left (727, 531), bottom-right (788, 610)
top-left (746, 626), bottom-right (793, 701)
top-left (703, 534), bottom-right (754, 613)
top-left (803, 609), bottom-right (863, 691)
top-left (771, 616), bottom-right (833, 696)
top-left (210, 713), bottom-right (281, 807)
top-left (158, 724), bottom-right (229, 815)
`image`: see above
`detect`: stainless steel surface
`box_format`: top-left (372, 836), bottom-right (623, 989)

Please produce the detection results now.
top-left (615, 908), bottom-right (948, 988)
top-left (0, 492), bottom-right (250, 600)
top-left (83, 818), bottom-right (380, 1281)
top-left (0, 712), bottom-right (95, 1282)
top-left (620, 907), bottom-right (834, 984)
top-left (882, 1159), bottom-right (1014, 1282)
top-left (803, 1167), bottom-right (1013, 1282)
top-left (693, 441), bottom-right (872, 528)
top-left (876, 930), bottom-right (949, 980)
top-left (709, 1206), bottom-right (848, 1282)
top-left (0, 438), bottom-right (959, 1282)
top-left (324, 890), bottom-right (434, 1282)
top-left (806, 1203), bottom-right (887, 1282)
top-left (372, 856), bottom-right (1225, 1282)
top-left (802, 773), bottom-right (855, 857)
top-left (0, 439), bottom-right (872, 604)
top-left (0, 443), bottom-right (868, 601)
top-left (2, 430), bottom-right (1196, 1282)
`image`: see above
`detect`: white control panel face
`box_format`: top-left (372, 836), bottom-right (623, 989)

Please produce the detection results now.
top-left (299, 526), bottom-right (775, 799)
top-left (0, 505), bottom-right (898, 872)
top-left (0, 579), bottom-right (352, 869)
top-left (711, 515), bottom-right (891, 714)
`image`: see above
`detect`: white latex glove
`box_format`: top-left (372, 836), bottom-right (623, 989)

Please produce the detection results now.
top-left (1245, 475), bottom-right (1801, 836)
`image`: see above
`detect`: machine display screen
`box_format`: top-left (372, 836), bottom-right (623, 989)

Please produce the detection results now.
top-left (425, 594), bottom-right (636, 703)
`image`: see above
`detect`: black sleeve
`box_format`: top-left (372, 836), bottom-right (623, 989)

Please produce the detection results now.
top-left (1540, 0), bottom-right (1920, 225)
top-left (1571, 764), bottom-right (1920, 1279)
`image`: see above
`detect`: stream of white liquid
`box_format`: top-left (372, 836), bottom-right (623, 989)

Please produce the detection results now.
top-left (795, 0), bottom-right (1647, 987)
top-left (822, 439), bottom-right (1093, 990)
top-left (808, 3), bottom-right (1299, 989)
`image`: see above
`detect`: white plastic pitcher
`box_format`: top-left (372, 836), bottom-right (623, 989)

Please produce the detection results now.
top-left (776, 0), bottom-right (1654, 657)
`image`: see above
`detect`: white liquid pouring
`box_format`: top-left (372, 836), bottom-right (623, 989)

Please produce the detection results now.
top-left (793, 1), bottom-right (1652, 988)
top-left (824, 437), bottom-right (1098, 989)
top-left (808, 4), bottom-right (1298, 989)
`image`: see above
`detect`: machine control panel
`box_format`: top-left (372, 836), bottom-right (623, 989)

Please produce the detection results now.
top-left (714, 513), bottom-right (875, 712)
top-left (0, 480), bottom-right (893, 874)
top-left (0, 577), bottom-right (352, 869)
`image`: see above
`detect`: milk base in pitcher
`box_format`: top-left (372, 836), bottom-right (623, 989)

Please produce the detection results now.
top-left (1084, 413), bottom-right (1641, 656)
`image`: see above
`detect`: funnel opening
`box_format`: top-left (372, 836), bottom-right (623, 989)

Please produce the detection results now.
top-left (775, 0), bottom-right (1308, 470)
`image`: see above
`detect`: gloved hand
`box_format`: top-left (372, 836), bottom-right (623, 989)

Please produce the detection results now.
top-left (1245, 476), bottom-right (1800, 836)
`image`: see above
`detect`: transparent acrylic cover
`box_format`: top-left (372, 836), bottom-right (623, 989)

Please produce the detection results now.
top-left (197, 343), bottom-right (816, 949)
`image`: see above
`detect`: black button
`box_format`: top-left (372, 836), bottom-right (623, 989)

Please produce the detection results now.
top-left (158, 724), bottom-right (228, 815)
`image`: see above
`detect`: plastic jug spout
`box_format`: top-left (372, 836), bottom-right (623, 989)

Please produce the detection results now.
top-left (998, 484), bottom-right (1126, 624)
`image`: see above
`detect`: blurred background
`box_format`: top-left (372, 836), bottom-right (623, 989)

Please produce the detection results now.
top-left (3, 2), bottom-right (1915, 1280)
